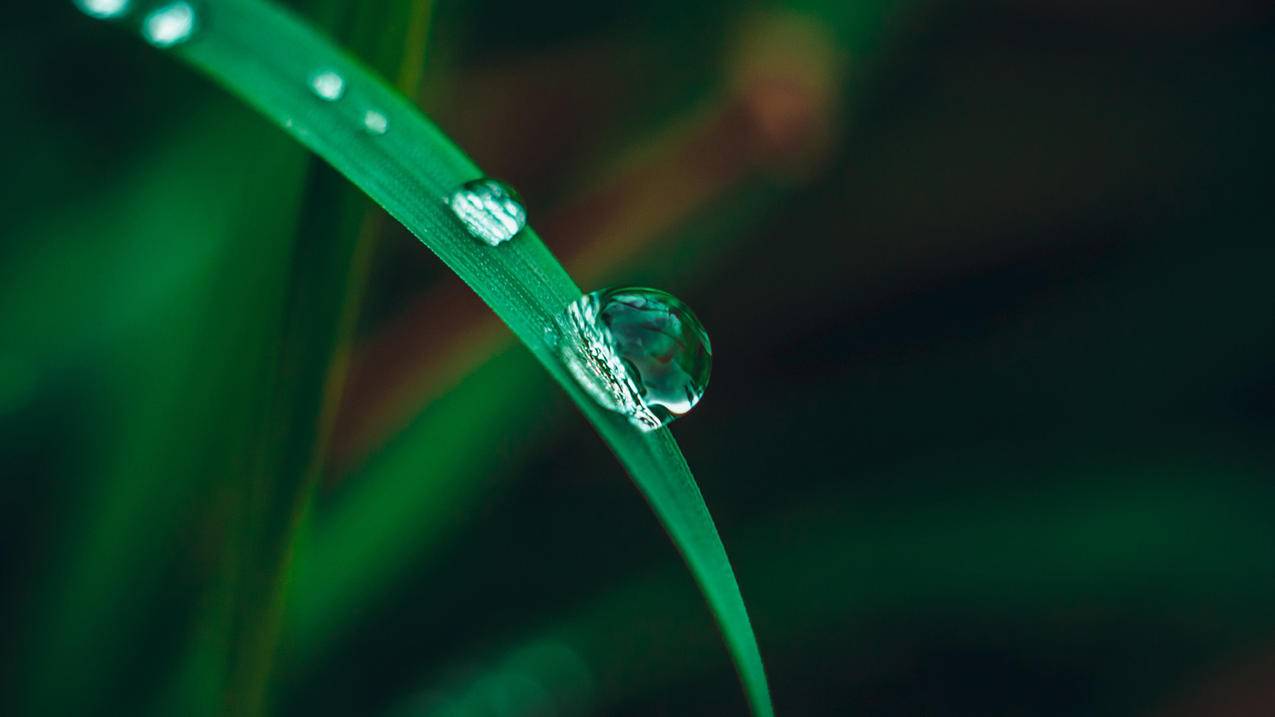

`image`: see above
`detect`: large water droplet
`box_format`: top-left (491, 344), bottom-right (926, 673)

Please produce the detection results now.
top-left (75, 0), bottom-right (130, 20)
top-left (362, 109), bottom-right (388, 135)
top-left (558, 287), bottom-right (711, 430)
top-left (309, 70), bottom-right (345, 101)
top-left (448, 178), bottom-right (527, 246)
top-left (141, 1), bottom-right (197, 47)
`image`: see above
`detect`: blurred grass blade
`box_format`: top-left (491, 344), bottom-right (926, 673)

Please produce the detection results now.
top-left (118, 0), bottom-right (773, 713)
top-left (284, 187), bottom-right (780, 669)
top-left (15, 102), bottom-right (311, 717)
top-left (200, 1), bottom-right (438, 714)
top-left (399, 464), bottom-right (1275, 715)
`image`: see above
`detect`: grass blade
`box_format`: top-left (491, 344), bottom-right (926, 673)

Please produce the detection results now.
top-left (14, 103), bottom-right (310, 716)
top-left (115, 0), bottom-right (774, 713)
top-left (211, 1), bottom-right (436, 713)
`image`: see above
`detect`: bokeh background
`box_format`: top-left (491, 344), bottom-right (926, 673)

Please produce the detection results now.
top-left (4, 0), bottom-right (1275, 715)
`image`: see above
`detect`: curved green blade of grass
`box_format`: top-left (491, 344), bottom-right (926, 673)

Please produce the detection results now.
top-left (106, 0), bottom-right (773, 714)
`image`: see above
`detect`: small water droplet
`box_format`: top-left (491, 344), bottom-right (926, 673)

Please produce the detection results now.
top-left (74, 0), bottom-right (130, 19)
top-left (362, 109), bottom-right (388, 135)
top-left (558, 287), bottom-right (711, 430)
top-left (448, 179), bottom-right (527, 246)
top-left (141, 1), bottom-right (197, 47)
top-left (309, 70), bottom-right (345, 101)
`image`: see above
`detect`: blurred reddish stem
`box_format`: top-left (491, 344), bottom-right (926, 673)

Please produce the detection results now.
top-left (328, 13), bottom-right (842, 473)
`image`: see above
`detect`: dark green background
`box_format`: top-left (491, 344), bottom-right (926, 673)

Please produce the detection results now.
top-left (4, 0), bottom-right (1275, 715)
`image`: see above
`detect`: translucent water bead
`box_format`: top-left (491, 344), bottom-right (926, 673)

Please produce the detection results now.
top-left (140, 1), bottom-right (198, 47)
top-left (308, 69), bottom-right (346, 101)
top-left (75, 0), bottom-right (130, 20)
top-left (448, 178), bottom-right (526, 246)
top-left (558, 287), bottom-right (712, 431)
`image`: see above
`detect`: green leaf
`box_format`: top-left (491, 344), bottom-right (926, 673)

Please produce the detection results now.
top-left (161, 2), bottom-right (436, 714)
top-left (119, 0), bottom-right (773, 713)
top-left (210, 0), bottom-right (436, 712)
top-left (14, 101), bottom-right (310, 717)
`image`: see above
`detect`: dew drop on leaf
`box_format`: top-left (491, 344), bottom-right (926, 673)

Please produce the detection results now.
top-left (362, 109), bottom-right (388, 135)
top-left (141, 1), bottom-right (197, 47)
top-left (558, 287), bottom-right (712, 431)
top-left (74, 0), bottom-right (130, 20)
top-left (448, 178), bottom-right (527, 246)
top-left (308, 69), bottom-right (346, 101)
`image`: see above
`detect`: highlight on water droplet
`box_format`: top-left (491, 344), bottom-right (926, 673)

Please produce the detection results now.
top-left (74, 0), bottom-right (130, 20)
top-left (309, 69), bottom-right (345, 101)
top-left (448, 178), bottom-right (527, 246)
top-left (141, 1), bottom-right (196, 47)
top-left (362, 109), bottom-right (388, 135)
top-left (557, 287), bottom-right (712, 431)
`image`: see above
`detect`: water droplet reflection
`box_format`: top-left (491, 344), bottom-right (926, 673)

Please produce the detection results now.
top-left (74, 0), bottom-right (130, 19)
top-left (309, 70), bottom-right (345, 101)
top-left (448, 178), bottom-right (527, 246)
top-left (141, 1), bottom-right (196, 47)
top-left (362, 109), bottom-right (388, 135)
top-left (559, 287), bottom-right (712, 430)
